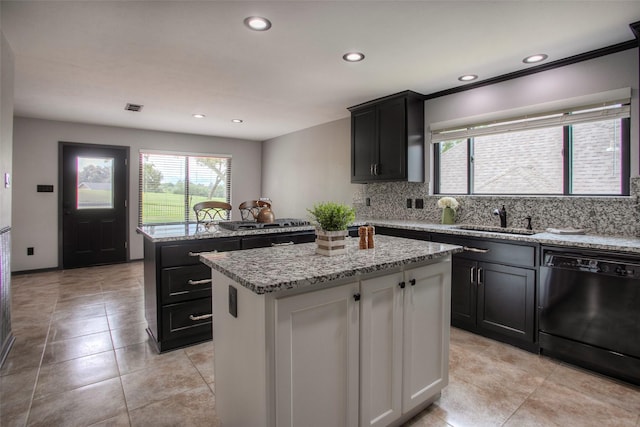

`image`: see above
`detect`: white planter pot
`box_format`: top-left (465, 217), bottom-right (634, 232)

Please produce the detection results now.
top-left (315, 229), bottom-right (348, 256)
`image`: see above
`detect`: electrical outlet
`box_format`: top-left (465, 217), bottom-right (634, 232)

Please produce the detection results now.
top-left (415, 198), bottom-right (424, 209)
top-left (406, 198), bottom-right (412, 208)
top-left (365, 197), bottom-right (370, 207)
top-left (27, 247), bottom-right (34, 256)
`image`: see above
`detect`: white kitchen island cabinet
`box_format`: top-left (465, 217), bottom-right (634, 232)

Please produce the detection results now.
top-left (201, 235), bottom-right (461, 427)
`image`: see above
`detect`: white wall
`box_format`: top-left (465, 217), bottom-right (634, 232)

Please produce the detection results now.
top-left (424, 48), bottom-right (640, 182)
top-left (261, 118), bottom-right (360, 219)
top-left (11, 117), bottom-right (262, 271)
top-left (1, 31), bottom-right (13, 229)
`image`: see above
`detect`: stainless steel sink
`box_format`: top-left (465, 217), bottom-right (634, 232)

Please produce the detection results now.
top-left (454, 224), bottom-right (537, 235)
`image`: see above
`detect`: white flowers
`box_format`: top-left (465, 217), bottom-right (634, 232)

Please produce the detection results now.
top-left (437, 197), bottom-right (459, 210)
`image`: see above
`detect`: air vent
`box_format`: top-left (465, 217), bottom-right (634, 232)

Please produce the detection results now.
top-left (125, 103), bottom-right (143, 112)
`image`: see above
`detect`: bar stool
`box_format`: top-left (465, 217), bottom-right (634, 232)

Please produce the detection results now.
top-left (238, 200), bottom-right (271, 220)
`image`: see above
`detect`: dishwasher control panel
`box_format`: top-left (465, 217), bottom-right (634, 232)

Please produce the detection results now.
top-left (543, 251), bottom-right (640, 279)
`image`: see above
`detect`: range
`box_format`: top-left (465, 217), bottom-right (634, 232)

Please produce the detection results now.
top-left (218, 218), bottom-right (310, 231)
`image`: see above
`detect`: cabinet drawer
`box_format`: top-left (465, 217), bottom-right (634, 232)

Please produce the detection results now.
top-left (161, 264), bottom-right (212, 304)
top-left (241, 232), bottom-right (315, 250)
top-left (161, 297), bottom-right (213, 342)
top-left (432, 234), bottom-right (536, 267)
top-left (160, 238), bottom-right (241, 267)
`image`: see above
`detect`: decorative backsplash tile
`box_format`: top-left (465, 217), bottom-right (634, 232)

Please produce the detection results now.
top-left (353, 177), bottom-right (640, 237)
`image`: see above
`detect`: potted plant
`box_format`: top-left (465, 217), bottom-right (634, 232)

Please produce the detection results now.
top-left (437, 197), bottom-right (459, 224)
top-left (307, 202), bottom-right (356, 256)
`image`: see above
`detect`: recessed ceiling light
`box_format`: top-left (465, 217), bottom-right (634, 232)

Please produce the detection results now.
top-left (244, 16), bottom-right (272, 31)
top-left (458, 74), bottom-right (478, 82)
top-left (523, 54), bottom-right (548, 64)
top-left (231, 119), bottom-right (243, 123)
top-left (192, 114), bottom-right (205, 119)
top-left (343, 52), bottom-right (365, 62)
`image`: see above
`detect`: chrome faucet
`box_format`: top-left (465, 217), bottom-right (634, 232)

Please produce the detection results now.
top-left (493, 205), bottom-right (507, 228)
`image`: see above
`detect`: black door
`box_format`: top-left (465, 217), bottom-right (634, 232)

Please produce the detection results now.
top-left (61, 143), bottom-right (128, 269)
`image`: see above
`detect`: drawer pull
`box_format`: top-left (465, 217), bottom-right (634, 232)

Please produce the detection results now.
top-left (463, 246), bottom-right (490, 254)
top-left (470, 266), bottom-right (476, 284)
top-left (187, 278), bottom-right (212, 285)
top-left (188, 250), bottom-right (218, 257)
top-left (271, 241), bottom-right (294, 247)
top-left (189, 313), bottom-right (213, 321)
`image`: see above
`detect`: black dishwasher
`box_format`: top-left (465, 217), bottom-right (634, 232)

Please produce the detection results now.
top-left (539, 248), bottom-right (640, 385)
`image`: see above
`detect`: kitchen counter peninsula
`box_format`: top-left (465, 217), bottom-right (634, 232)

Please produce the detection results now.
top-left (200, 235), bottom-right (462, 427)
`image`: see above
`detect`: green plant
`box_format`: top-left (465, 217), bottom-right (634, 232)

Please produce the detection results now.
top-left (307, 202), bottom-right (356, 231)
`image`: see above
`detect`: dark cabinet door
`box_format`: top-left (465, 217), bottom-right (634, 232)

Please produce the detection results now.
top-left (477, 262), bottom-right (535, 343)
top-left (351, 107), bottom-right (377, 182)
top-left (376, 97), bottom-right (406, 180)
top-left (450, 257), bottom-right (477, 330)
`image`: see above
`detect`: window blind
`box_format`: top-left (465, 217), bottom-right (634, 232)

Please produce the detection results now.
top-left (138, 151), bottom-right (232, 226)
top-left (431, 100), bottom-right (631, 143)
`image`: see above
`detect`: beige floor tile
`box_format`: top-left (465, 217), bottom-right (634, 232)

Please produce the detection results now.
top-left (57, 282), bottom-right (103, 301)
top-left (185, 341), bottom-right (215, 384)
top-left (42, 331), bottom-right (114, 365)
top-left (0, 367), bottom-right (38, 425)
top-left (105, 299), bottom-right (144, 316)
top-left (53, 293), bottom-right (104, 310)
top-left (110, 322), bottom-right (148, 349)
top-left (431, 374), bottom-right (525, 427)
top-left (27, 377), bottom-right (126, 427)
top-left (51, 303), bottom-right (106, 323)
top-left (48, 315), bottom-right (110, 341)
top-left (120, 358), bottom-right (208, 410)
top-left (106, 308), bottom-right (146, 330)
top-left (481, 340), bottom-right (558, 378)
top-left (34, 351), bottom-right (119, 400)
top-left (404, 404), bottom-right (452, 426)
top-left (86, 411), bottom-right (131, 427)
top-left (115, 342), bottom-right (189, 375)
top-left (0, 341), bottom-right (44, 376)
top-left (504, 380), bottom-right (637, 427)
top-left (449, 342), bottom-right (546, 401)
top-left (546, 362), bottom-right (640, 414)
top-left (449, 327), bottom-right (493, 353)
top-left (101, 278), bottom-right (142, 293)
top-left (128, 384), bottom-right (218, 427)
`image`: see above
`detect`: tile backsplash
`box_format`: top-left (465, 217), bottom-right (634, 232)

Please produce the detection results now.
top-left (353, 177), bottom-right (640, 237)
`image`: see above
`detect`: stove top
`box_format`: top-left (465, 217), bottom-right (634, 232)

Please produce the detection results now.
top-left (218, 218), bottom-right (311, 231)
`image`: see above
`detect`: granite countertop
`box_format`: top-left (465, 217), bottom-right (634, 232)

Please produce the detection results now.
top-left (200, 234), bottom-right (462, 294)
top-left (138, 219), bottom-right (640, 254)
top-left (137, 222), bottom-right (317, 242)
top-left (366, 219), bottom-right (640, 254)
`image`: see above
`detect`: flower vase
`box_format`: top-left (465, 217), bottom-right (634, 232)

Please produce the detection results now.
top-left (441, 207), bottom-right (455, 224)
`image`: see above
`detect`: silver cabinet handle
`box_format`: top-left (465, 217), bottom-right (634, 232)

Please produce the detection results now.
top-left (470, 266), bottom-right (476, 284)
top-left (477, 268), bottom-right (484, 285)
top-left (374, 163), bottom-right (379, 176)
top-left (187, 278), bottom-right (212, 285)
top-left (189, 313), bottom-right (213, 321)
top-left (271, 241), bottom-right (294, 247)
top-left (463, 246), bottom-right (490, 253)
top-left (370, 164), bottom-right (374, 175)
top-left (188, 250), bottom-right (218, 257)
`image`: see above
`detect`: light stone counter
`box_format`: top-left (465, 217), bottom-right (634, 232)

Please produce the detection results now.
top-left (200, 234), bottom-right (462, 294)
top-left (365, 219), bottom-right (640, 254)
top-left (137, 222), bottom-right (317, 242)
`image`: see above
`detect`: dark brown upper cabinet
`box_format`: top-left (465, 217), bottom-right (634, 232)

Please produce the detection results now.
top-left (348, 90), bottom-right (424, 183)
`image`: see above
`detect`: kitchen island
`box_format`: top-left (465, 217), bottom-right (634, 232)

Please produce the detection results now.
top-left (200, 235), bottom-right (462, 427)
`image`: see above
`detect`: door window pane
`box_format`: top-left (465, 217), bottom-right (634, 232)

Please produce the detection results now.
top-left (77, 157), bottom-right (114, 209)
top-left (473, 127), bottom-right (563, 194)
top-left (571, 119), bottom-right (621, 194)
top-left (438, 139), bottom-right (467, 194)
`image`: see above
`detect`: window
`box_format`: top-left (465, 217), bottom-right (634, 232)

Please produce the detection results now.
top-left (138, 151), bottom-right (231, 225)
top-left (77, 156), bottom-right (114, 209)
top-left (433, 103), bottom-right (630, 196)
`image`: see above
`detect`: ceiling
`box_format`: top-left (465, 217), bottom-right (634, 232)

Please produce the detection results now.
top-left (1, 1), bottom-right (639, 142)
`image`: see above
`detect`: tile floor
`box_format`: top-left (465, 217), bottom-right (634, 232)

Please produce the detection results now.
top-left (0, 261), bottom-right (639, 426)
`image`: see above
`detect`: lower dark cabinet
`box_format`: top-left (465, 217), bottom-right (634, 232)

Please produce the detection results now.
top-left (161, 297), bottom-right (213, 346)
top-left (433, 233), bottom-right (538, 352)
